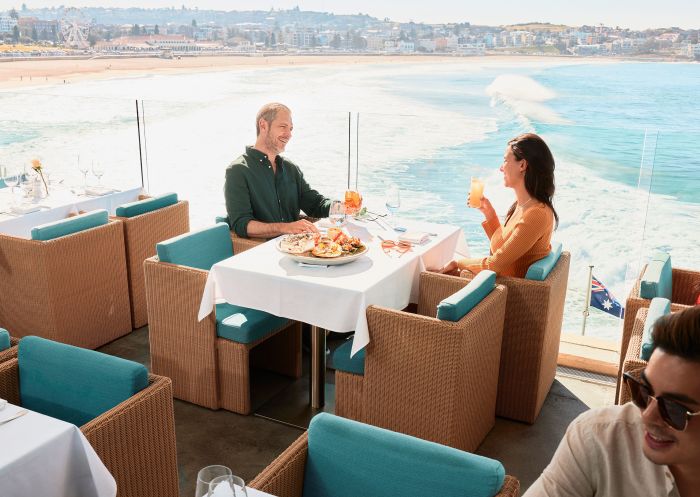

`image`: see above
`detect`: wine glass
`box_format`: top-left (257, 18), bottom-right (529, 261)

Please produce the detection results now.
top-left (195, 465), bottom-right (232, 497)
top-left (329, 199), bottom-right (345, 227)
top-left (385, 184), bottom-right (400, 227)
top-left (2, 168), bottom-right (21, 205)
top-left (77, 155), bottom-right (89, 190)
top-left (91, 160), bottom-right (105, 186)
top-left (208, 475), bottom-right (247, 497)
top-left (344, 190), bottom-right (362, 217)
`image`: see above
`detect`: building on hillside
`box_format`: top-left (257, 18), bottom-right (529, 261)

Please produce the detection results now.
top-left (0, 15), bottom-right (18, 34)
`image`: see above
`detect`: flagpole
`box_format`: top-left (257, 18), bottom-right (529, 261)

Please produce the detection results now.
top-left (581, 265), bottom-right (594, 336)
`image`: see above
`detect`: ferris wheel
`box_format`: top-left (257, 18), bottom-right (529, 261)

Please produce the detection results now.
top-left (60, 7), bottom-right (90, 49)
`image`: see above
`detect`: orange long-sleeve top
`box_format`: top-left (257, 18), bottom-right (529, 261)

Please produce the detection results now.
top-left (458, 202), bottom-right (554, 278)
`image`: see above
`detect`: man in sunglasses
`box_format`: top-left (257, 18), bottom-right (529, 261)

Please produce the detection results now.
top-left (525, 305), bottom-right (700, 497)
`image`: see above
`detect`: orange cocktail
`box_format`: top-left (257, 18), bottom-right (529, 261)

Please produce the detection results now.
top-left (344, 190), bottom-right (363, 216)
top-left (468, 177), bottom-right (484, 208)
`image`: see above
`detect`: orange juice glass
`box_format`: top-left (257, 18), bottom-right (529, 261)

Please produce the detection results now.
top-left (344, 190), bottom-right (363, 216)
top-left (468, 177), bottom-right (484, 208)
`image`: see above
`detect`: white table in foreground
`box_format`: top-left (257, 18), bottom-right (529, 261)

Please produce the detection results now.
top-left (0, 402), bottom-right (116, 497)
top-left (0, 186), bottom-right (143, 238)
top-left (198, 219), bottom-right (469, 358)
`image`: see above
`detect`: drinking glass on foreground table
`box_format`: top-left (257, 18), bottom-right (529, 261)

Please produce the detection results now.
top-left (329, 199), bottom-right (345, 226)
top-left (195, 465), bottom-right (233, 497)
top-left (208, 474), bottom-right (248, 497)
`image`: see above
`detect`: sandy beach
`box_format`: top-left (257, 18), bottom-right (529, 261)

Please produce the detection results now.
top-left (0, 53), bottom-right (594, 90)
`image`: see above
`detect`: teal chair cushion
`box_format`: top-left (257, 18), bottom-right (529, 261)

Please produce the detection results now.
top-left (18, 336), bottom-right (148, 426)
top-left (525, 241), bottom-right (563, 281)
top-left (640, 297), bottom-right (671, 361)
top-left (215, 214), bottom-right (229, 226)
top-left (30, 209), bottom-right (109, 241)
top-left (436, 270), bottom-right (496, 322)
top-left (640, 252), bottom-right (673, 300)
top-left (0, 328), bottom-right (10, 351)
top-left (215, 303), bottom-right (289, 344)
top-left (156, 223), bottom-right (233, 270)
top-left (332, 339), bottom-right (365, 375)
top-left (115, 192), bottom-right (178, 218)
top-left (303, 413), bottom-right (506, 497)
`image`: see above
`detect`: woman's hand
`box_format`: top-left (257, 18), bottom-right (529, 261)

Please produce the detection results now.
top-left (433, 259), bottom-right (460, 276)
top-left (467, 194), bottom-right (497, 221)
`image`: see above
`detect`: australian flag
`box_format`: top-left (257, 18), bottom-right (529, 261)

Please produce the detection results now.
top-left (591, 276), bottom-right (625, 318)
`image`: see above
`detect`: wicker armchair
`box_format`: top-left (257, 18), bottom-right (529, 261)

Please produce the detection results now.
top-left (0, 220), bottom-right (132, 349)
top-left (462, 251), bottom-right (570, 424)
top-left (617, 264), bottom-right (699, 400)
top-left (335, 271), bottom-right (507, 452)
top-left (143, 224), bottom-right (302, 415)
top-left (0, 358), bottom-right (179, 497)
top-left (214, 214), bottom-right (267, 254)
top-left (250, 414), bottom-right (520, 497)
top-left (113, 198), bottom-right (190, 329)
top-left (0, 336), bottom-right (19, 363)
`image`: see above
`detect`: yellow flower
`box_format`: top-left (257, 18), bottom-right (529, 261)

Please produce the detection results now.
top-left (31, 158), bottom-right (43, 172)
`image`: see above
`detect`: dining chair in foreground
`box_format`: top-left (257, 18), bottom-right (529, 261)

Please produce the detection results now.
top-left (144, 222), bottom-right (302, 414)
top-left (249, 412), bottom-right (519, 497)
top-left (0, 209), bottom-right (132, 349)
top-left (0, 336), bottom-right (179, 497)
top-left (617, 252), bottom-right (698, 401)
top-left (334, 270), bottom-right (507, 452)
top-left (113, 192), bottom-right (190, 329)
top-left (0, 327), bottom-right (18, 363)
top-left (461, 242), bottom-right (570, 424)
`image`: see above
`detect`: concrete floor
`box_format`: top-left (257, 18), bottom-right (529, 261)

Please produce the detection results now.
top-left (99, 327), bottom-right (613, 496)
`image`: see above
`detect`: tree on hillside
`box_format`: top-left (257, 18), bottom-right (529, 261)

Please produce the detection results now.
top-left (31, 26), bottom-right (38, 41)
top-left (9, 8), bottom-right (19, 19)
top-left (154, 24), bottom-right (160, 34)
top-left (192, 19), bottom-right (197, 28)
top-left (88, 33), bottom-right (98, 47)
top-left (131, 24), bottom-right (140, 35)
top-left (330, 33), bottom-right (341, 48)
top-left (12, 25), bottom-right (19, 43)
top-left (21, 3), bottom-right (27, 11)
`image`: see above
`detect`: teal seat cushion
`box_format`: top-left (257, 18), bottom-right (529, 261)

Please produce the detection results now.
top-left (115, 192), bottom-right (178, 218)
top-left (332, 339), bottom-right (365, 375)
top-left (157, 222), bottom-right (233, 270)
top-left (436, 270), bottom-right (496, 322)
top-left (640, 297), bottom-right (671, 361)
top-left (30, 209), bottom-right (109, 241)
top-left (215, 303), bottom-right (289, 344)
top-left (0, 328), bottom-right (10, 351)
top-left (525, 241), bottom-right (563, 281)
top-left (215, 214), bottom-right (229, 226)
top-left (640, 252), bottom-right (673, 300)
top-left (303, 413), bottom-right (505, 497)
top-left (18, 336), bottom-right (148, 426)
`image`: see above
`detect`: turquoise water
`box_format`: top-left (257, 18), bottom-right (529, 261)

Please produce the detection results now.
top-left (1, 59), bottom-right (698, 339)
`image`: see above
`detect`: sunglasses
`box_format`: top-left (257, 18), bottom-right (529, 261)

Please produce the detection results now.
top-left (381, 239), bottom-right (412, 257)
top-left (623, 370), bottom-right (700, 431)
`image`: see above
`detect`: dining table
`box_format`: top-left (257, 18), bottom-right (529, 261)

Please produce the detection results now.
top-left (0, 401), bottom-right (117, 497)
top-left (0, 185), bottom-right (143, 238)
top-left (198, 217), bottom-right (469, 416)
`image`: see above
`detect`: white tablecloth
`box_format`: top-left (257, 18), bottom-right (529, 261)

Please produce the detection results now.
top-left (198, 219), bottom-right (469, 356)
top-left (0, 186), bottom-right (143, 238)
top-left (0, 403), bottom-right (116, 497)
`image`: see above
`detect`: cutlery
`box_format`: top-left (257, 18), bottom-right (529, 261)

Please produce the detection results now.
top-left (0, 409), bottom-right (28, 425)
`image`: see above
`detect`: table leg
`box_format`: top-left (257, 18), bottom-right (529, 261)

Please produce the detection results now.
top-left (310, 325), bottom-right (326, 408)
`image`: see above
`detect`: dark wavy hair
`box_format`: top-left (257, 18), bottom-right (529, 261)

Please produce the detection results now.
top-left (652, 306), bottom-right (700, 362)
top-left (504, 133), bottom-right (559, 229)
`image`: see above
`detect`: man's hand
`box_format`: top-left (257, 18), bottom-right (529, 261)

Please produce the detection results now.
top-left (283, 219), bottom-right (319, 234)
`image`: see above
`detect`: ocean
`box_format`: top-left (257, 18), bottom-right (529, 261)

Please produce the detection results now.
top-left (1, 58), bottom-right (699, 340)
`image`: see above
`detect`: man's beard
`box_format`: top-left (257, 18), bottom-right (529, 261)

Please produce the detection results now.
top-left (265, 132), bottom-right (285, 155)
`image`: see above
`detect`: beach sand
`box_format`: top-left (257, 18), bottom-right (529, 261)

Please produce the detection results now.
top-left (0, 54), bottom-right (594, 90)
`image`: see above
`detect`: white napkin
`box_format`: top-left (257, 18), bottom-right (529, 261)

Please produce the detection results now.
top-left (345, 221), bottom-right (373, 242)
top-left (0, 398), bottom-right (6, 411)
top-left (10, 203), bottom-right (41, 214)
top-left (399, 231), bottom-right (431, 245)
top-left (84, 185), bottom-right (117, 196)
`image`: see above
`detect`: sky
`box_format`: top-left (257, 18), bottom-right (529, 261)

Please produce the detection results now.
top-left (0, 0), bottom-right (698, 30)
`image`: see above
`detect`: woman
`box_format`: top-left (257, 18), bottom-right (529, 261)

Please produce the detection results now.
top-left (438, 133), bottom-right (559, 277)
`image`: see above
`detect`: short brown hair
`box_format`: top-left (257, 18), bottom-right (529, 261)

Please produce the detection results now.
top-left (652, 305), bottom-right (700, 362)
top-left (256, 103), bottom-right (290, 136)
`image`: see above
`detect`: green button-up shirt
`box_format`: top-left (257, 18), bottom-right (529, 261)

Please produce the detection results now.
top-left (225, 146), bottom-right (331, 238)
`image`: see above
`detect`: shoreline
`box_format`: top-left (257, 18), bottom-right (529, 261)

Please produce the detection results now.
top-left (0, 53), bottom-right (621, 90)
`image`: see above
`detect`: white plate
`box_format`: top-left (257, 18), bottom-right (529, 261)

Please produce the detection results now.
top-left (277, 242), bottom-right (369, 266)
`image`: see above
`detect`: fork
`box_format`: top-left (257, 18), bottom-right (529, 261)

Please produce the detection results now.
top-left (0, 409), bottom-right (28, 425)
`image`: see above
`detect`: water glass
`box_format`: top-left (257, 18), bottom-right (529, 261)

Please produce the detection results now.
top-left (208, 475), bottom-right (247, 497)
top-left (2, 168), bottom-right (21, 205)
top-left (91, 161), bottom-right (105, 185)
top-left (385, 185), bottom-right (401, 227)
top-left (77, 155), bottom-right (89, 188)
top-left (195, 465), bottom-right (233, 497)
top-left (329, 199), bottom-right (345, 226)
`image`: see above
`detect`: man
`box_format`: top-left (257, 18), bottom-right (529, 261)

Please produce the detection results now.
top-left (224, 102), bottom-right (331, 238)
top-left (525, 305), bottom-right (700, 497)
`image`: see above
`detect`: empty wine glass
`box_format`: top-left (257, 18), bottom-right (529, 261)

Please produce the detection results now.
top-left (91, 160), bottom-right (105, 186)
top-left (2, 168), bottom-right (21, 205)
top-left (385, 184), bottom-right (400, 228)
top-left (195, 465), bottom-right (232, 497)
top-left (329, 199), bottom-right (345, 227)
top-left (208, 475), bottom-right (247, 497)
top-left (77, 155), bottom-right (89, 190)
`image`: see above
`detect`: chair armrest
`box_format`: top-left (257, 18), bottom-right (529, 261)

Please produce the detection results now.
top-left (0, 337), bottom-right (19, 363)
top-left (0, 358), bottom-right (20, 404)
top-left (672, 267), bottom-right (700, 305)
top-left (417, 271), bottom-right (473, 317)
top-left (249, 432), bottom-right (308, 497)
top-left (496, 475), bottom-right (520, 497)
top-left (229, 232), bottom-right (267, 255)
top-left (82, 374), bottom-right (179, 497)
